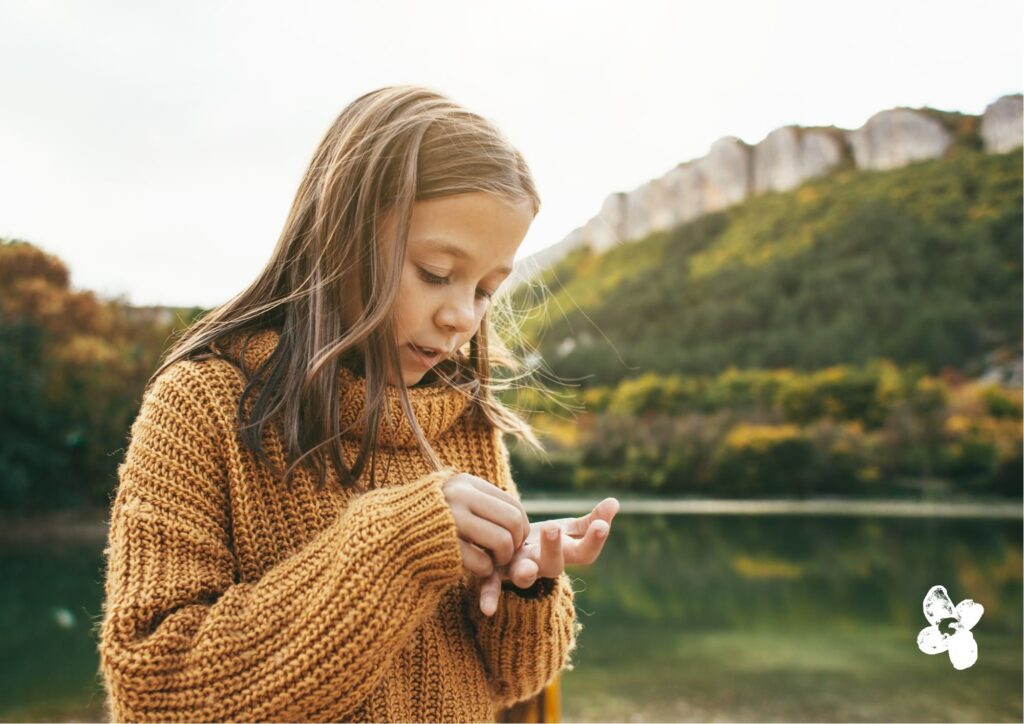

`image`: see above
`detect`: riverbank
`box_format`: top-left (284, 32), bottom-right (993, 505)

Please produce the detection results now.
top-left (0, 505), bottom-right (110, 544)
top-left (523, 496), bottom-right (1022, 518)
top-left (1, 495), bottom-right (1020, 545)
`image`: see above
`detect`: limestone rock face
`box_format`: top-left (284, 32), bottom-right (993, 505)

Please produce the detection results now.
top-left (518, 94), bottom-right (1021, 280)
top-left (980, 94), bottom-right (1023, 153)
top-left (753, 127), bottom-right (846, 194)
top-left (585, 192), bottom-right (628, 254)
top-left (506, 226), bottom-right (586, 292)
top-left (696, 136), bottom-right (752, 212)
top-left (622, 179), bottom-right (669, 245)
top-left (661, 162), bottom-right (711, 229)
top-left (583, 137), bottom-right (752, 253)
top-left (847, 108), bottom-right (953, 171)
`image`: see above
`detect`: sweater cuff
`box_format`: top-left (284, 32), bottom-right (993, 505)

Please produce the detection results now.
top-left (469, 571), bottom-right (575, 632)
top-left (467, 571), bottom-right (578, 704)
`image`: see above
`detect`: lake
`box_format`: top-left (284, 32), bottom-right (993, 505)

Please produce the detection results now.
top-left (1, 505), bottom-right (1021, 722)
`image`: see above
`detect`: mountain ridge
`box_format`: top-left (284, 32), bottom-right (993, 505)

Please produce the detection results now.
top-left (518, 93), bottom-right (1022, 279)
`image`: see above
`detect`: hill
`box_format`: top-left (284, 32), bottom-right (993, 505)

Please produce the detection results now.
top-left (515, 147), bottom-right (1022, 386)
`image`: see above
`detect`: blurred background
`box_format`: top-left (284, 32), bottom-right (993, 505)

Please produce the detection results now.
top-left (1, 1), bottom-right (1021, 721)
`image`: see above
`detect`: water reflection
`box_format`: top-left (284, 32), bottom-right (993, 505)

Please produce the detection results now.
top-left (0, 540), bottom-right (108, 722)
top-left (560, 514), bottom-right (1022, 722)
top-left (561, 515), bottom-right (1023, 628)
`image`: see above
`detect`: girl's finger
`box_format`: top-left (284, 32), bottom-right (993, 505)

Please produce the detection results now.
top-left (458, 515), bottom-right (517, 566)
top-left (535, 516), bottom-right (586, 539)
top-left (547, 498), bottom-right (621, 539)
top-left (595, 497), bottom-right (621, 524)
top-left (467, 493), bottom-right (530, 552)
top-left (479, 570), bottom-right (501, 617)
top-left (465, 476), bottom-right (531, 549)
top-left (565, 518), bottom-right (611, 565)
top-left (539, 523), bottom-right (564, 577)
top-left (572, 498), bottom-right (620, 535)
top-left (459, 539), bottom-right (494, 578)
top-left (509, 554), bottom-right (539, 589)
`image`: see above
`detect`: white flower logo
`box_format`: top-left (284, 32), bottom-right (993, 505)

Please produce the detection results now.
top-left (916, 584), bottom-right (984, 670)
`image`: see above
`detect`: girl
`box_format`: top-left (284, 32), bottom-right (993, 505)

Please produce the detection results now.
top-left (97, 85), bottom-right (618, 723)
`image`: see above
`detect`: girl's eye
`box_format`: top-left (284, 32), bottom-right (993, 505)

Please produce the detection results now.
top-left (417, 267), bottom-right (448, 285)
top-left (417, 268), bottom-right (492, 300)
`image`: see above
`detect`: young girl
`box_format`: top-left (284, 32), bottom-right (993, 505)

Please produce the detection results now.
top-left (97, 85), bottom-right (618, 723)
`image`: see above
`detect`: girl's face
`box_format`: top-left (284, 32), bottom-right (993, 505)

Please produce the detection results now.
top-left (389, 191), bottom-right (533, 387)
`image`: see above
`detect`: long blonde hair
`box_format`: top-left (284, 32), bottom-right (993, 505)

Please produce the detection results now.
top-left (150, 85), bottom-right (545, 490)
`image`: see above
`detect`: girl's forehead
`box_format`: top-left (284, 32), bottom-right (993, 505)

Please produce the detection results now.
top-left (406, 193), bottom-right (531, 268)
top-left (409, 193), bottom-right (532, 230)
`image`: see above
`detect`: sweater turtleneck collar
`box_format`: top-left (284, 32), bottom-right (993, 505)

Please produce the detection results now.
top-left (210, 328), bottom-right (475, 448)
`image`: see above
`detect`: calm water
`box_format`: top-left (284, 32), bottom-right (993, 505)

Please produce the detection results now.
top-left (1, 511), bottom-right (1020, 722)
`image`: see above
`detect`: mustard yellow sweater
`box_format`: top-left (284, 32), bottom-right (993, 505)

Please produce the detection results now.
top-left (97, 329), bottom-right (578, 723)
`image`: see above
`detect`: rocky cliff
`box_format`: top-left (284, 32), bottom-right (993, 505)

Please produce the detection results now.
top-left (520, 93), bottom-right (1022, 277)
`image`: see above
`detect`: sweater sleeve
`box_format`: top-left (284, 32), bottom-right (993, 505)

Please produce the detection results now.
top-left (97, 362), bottom-right (465, 723)
top-left (462, 428), bottom-right (581, 708)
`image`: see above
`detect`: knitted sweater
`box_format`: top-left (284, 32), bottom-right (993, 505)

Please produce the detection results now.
top-left (97, 328), bottom-right (579, 723)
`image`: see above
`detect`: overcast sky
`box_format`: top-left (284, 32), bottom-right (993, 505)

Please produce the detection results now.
top-left (2, 0), bottom-right (1021, 308)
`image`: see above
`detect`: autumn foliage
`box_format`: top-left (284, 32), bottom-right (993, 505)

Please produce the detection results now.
top-left (510, 363), bottom-right (1022, 499)
top-left (0, 239), bottom-right (199, 513)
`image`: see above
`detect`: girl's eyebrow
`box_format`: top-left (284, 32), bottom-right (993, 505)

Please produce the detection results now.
top-left (420, 239), bottom-right (513, 276)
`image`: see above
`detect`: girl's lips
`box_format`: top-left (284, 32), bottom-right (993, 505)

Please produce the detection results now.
top-left (407, 343), bottom-right (442, 369)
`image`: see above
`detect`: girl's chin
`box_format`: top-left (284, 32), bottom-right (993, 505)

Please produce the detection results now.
top-left (388, 367), bottom-right (424, 388)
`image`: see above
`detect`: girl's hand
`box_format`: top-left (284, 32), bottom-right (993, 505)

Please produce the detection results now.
top-left (477, 497), bottom-right (620, 616)
top-left (442, 473), bottom-right (531, 576)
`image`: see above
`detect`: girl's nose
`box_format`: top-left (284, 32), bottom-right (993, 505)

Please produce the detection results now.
top-left (436, 291), bottom-right (476, 334)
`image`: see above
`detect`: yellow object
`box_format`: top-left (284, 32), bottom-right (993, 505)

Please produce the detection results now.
top-left (498, 675), bottom-right (561, 722)
top-left (97, 328), bottom-right (578, 722)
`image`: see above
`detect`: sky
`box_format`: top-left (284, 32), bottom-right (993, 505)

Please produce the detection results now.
top-left (1, 0), bottom-right (1021, 308)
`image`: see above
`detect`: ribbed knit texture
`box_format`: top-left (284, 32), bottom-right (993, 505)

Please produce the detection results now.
top-left (97, 329), bottom-right (579, 723)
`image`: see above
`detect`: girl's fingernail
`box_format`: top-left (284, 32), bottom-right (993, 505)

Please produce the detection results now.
top-left (546, 528), bottom-right (558, 540)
